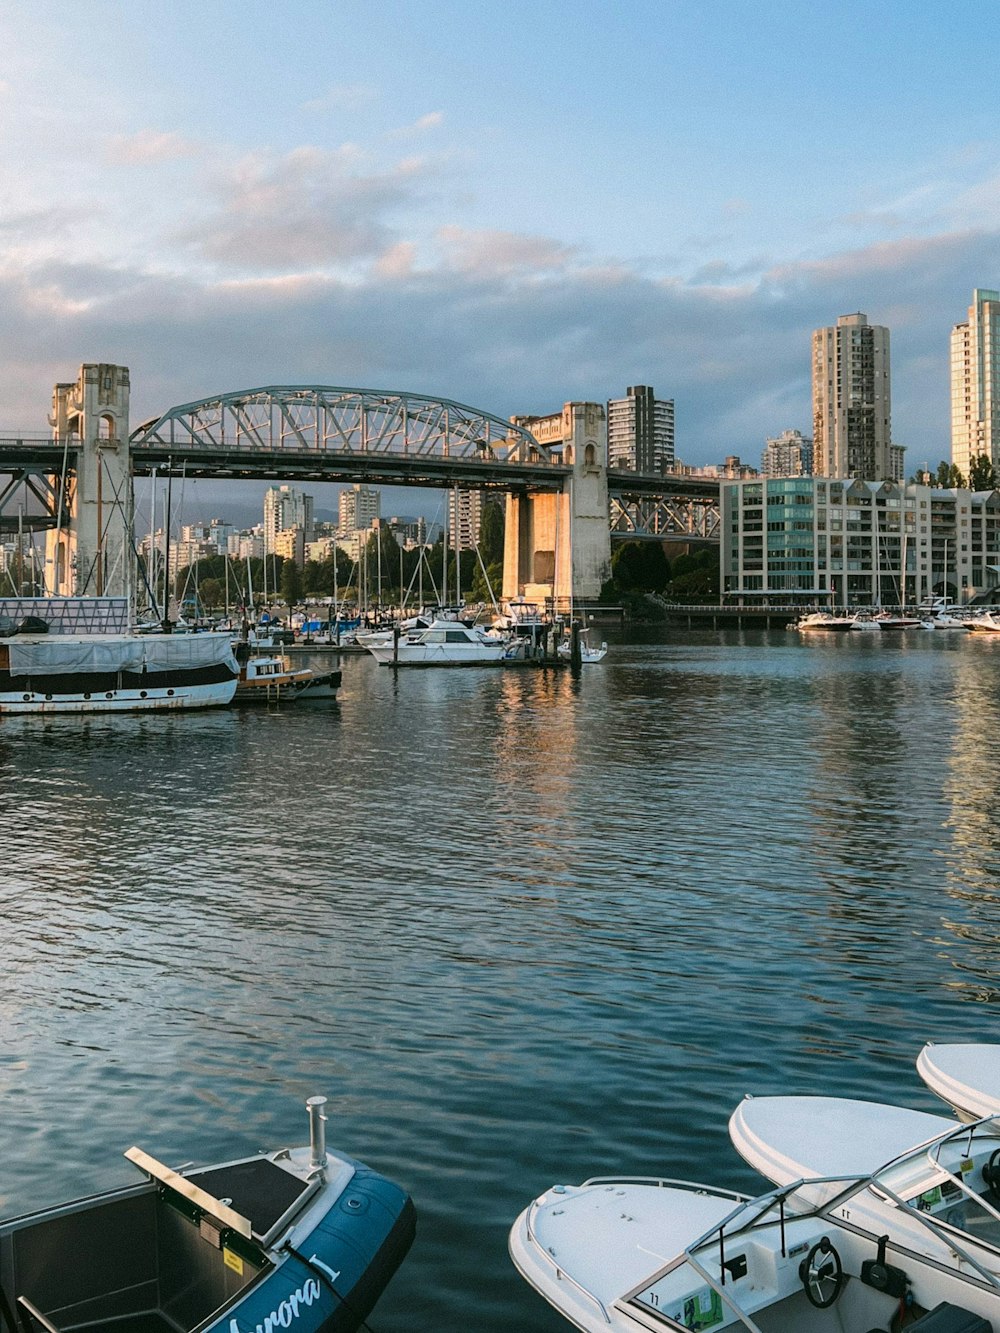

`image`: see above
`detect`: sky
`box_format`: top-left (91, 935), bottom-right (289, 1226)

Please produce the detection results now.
top-left (1, 0), bottom-right (999, 514)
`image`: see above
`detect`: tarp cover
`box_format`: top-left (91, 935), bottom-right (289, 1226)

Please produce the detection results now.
top-left (8, 633), bottom-right (239, 677)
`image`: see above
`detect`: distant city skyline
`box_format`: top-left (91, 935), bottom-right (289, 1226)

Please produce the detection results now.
top-left (1, 1), bottom-right (999, 478)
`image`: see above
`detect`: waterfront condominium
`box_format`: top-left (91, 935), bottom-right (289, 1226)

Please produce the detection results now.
top-left (812, 312), bottom-right (903, 481)
top-left (721, 476), bottom-right (1000, 606)
top-left (606, 385), bottom-right (675, 473)
top-left (950, 288), bottom-right (1000, 479)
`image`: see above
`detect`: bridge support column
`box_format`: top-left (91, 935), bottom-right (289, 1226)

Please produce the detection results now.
top-left (45, 364), bottom-right (131, 597)
top-left (502, 401), bottom-right (610, 609)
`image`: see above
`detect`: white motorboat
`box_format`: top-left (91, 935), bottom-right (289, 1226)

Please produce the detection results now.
top-left (966, 612), bottom-right (1000, 633)
top-left (849, 612), bottom-right (882, 631)
top-left (510, 1162), bottom-right (1000, 1331)
top-left (0, 1095), bottom-right (414, 1333)
top-left (0, 631), bottom-right (239, 714)
top-left (789, 611), bottom-right (855, 631)
top-left (918, 1043), bottom-right (1000, 1121)
top-left (365, 619), bottom-right (523, 666)
top-left (730, 1093), bottom-right (1000, 1285)
top-left (557, 632), bottom-right (608, 663)
top-left (874, 611), bottom-right (925, 629)
top-left (918, 598), bottom-right (971, 630)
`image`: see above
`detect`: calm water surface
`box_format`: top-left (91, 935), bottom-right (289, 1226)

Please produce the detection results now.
top-left (3, 628), bottom-right (1000, 1331)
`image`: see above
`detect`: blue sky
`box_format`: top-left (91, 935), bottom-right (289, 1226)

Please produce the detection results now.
top-left (1, 0), bottom-right (998, 495)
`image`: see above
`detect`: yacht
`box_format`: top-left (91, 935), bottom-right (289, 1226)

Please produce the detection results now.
top-left (0, 1096), bottom-right (413, 1333)
top-left (730, 1093), bottom-right (1000, 1284)
top-left (966, 612), bottom-right (1000, 633)
top-left (918, 1042), bottom-right (1000, 1121)
top-left (510, 1159), bottom-right (1000, 1331)
top-left (365, 619), bottom-right (523, 666)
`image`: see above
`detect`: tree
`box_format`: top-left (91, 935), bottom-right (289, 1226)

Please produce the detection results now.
top-left (478, 500), bottom-right (505, 566)
top-left (665, 550), bottom-right (719, 602)
top-left (198, 577), bottom-right (223, 610)
top-left (968, 454), bottom-right (998, 491)
top-left (611, 541), bottom-right (671, 592)
top-left (280, 559), bottom-right (303, 613)
top-left (936, 460), bottom-right (966, 488)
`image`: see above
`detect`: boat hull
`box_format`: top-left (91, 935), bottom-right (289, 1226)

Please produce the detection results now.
top-left (0, 678), bottom-right (236, 713)
top-left (0, 1142), bottom-right (414, 1333)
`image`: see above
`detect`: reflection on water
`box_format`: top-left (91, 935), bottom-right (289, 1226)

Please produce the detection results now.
top-left (2, 631), bottom-right (1000, 1331)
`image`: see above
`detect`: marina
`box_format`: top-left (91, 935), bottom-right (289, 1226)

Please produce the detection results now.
top-left (3, 628), bottom-right (1000, 1331)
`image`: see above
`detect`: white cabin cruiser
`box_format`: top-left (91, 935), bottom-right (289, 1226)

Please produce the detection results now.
top-left (918, 1044), bottom-right (1000, 1122)
top-left (730, 1095), bottom-right (1000, 1287)
top-left (365, 619), bottom-right (522, 666)
top-left (511, 1165), bottom-right (1000, 1331)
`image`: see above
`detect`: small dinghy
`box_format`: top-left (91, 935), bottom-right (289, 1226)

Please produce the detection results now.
top-left (730, 1094), bottom-right (1000, 1286)
top-left (918, 1043), bottom-right (1000, 1122)
top-left (510, 1164), bottom-right (1000, 1330)
top-left (0, 1096), bottom-right (414, 1333)
top-left (556, 632), bottom-right (608, 663)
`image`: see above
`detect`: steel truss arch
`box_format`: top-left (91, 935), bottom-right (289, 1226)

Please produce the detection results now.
top-left (130, 386), bottom-right (549, 465)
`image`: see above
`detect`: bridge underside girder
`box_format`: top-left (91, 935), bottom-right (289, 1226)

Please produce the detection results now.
top-left (131, 446), bottom-right (568, 491)
top-left (0, 464), bottom-right (65, 532)
top-left (610, 492), bottom-right (720, 542)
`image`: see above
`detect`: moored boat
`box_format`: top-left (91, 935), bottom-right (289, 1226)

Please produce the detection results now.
top-left (233, 648), bottom-right (306, 703)
top-left (0, 1095), bottom-right (414, 1333)
top-left (790, 611), bottom-right (856, 631)
top-left (556, 631), bottom-right (608, 663)
top-left (966, 611), bottom-right (1000, 633)
top-left (0, 630), bottom-right (238, 714)
top-left (510, 1159), bottom-right (1000, 1331)
top-left (918, 1042), bottom-right (1000, 1121)
top-left (365, 619), bottom-right (523, 666)
top-left (730, 1092), bottom-right (1000, 1284)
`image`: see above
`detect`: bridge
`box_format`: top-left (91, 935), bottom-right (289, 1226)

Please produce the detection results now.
top-left (0, 365), bottom-right (720, 602)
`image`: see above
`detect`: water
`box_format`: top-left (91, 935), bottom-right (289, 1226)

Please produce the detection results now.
top-left (3, 628), bottom-right (1000, 1331)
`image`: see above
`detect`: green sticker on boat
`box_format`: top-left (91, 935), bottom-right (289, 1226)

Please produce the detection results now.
top-left (684, 1287), bottom-right (723, 1329)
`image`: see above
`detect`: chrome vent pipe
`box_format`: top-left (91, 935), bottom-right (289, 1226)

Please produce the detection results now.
top-left (306, 1095), bottom-right (328, 1171)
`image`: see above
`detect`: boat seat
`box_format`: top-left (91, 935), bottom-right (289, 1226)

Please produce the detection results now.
top-left (909, 1304), bottom-right (992, 1332)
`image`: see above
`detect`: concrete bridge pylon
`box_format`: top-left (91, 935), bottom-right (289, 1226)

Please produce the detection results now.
top-left (45, 364), bottom-right (131, 597)
top-left (502, 401), bottom-right (611, 609)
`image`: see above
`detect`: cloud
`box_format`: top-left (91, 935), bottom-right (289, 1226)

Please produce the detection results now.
top-left (302, 84), bottom-right (378, 113)
top-left (183, 146), bottom-right (433, 271)
top-left (0, 224), bottom-right (995, 473)
top-left (388, 111), bottom-right (444, 139)
top-left (437, 225), bottom-right (575, 275)
top-left (107, 130), bottom-right (200, 165)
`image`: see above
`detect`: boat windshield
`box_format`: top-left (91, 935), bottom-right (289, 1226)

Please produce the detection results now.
top-left (625, 1173), bottom-right (872, 1332)
top-left (872, 1115), bottom-right (1000, 1256)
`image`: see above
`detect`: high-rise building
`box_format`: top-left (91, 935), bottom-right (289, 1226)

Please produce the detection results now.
top-left (812, 313), bottom-right (897, 480)
top-left (448, 489), bottom-right (482, 551)
top-left (606, 385), bottom-right (675, 473)
top-left (762, 429), bottom-right (813, 477)
top-left (338, 484), bottom-right (380, 531)
top-left (263, 485), bottom-right (313, 552)
top-left (950, 288), bottom-right (1000, 480)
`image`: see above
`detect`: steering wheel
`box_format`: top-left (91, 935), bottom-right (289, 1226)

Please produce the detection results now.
top-left (799, 1237), bottom-right (843, 1309)
top-left (984, 1149), bottom-right (1000, 1199)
